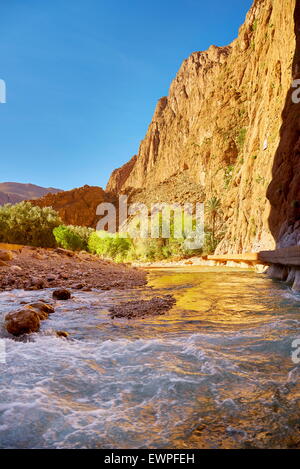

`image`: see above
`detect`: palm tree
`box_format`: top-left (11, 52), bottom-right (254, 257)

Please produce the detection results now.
top-left (206, 196), bottom-right (221, 242)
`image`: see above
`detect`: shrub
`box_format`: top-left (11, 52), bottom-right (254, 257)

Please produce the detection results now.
top-left (202, 232), bottom-right (220, 255)
top-left (53, 225), bottom-right (94, 251)
top-left (251, 19), bottom-right (258, 32)
top-left (88, 231), bottom-right (132, 261)
top-left (224, 165), bottom-right (234, 188)
top-left (0, 202), bottom-right (61, 247)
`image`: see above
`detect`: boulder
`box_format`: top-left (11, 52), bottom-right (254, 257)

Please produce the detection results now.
top-left (28, 302), bottom-right (55, 314)
top-left (53, 289), bottom-right (71, 300)
top-left (5, 309), bottom-right (40, 336)
top-left (26, 302), bottom-right (55, 320)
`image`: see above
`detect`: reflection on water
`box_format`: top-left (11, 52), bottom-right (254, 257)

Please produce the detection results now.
top-left (0, 267), bottom-right (299, 448)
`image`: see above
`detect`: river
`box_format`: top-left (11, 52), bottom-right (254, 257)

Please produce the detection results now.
top-left (0, 267), bottom-right (299, 449)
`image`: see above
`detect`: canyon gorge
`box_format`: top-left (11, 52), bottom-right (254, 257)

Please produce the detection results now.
top-left (106, 0), bottom-right (300, 255)
top-left (28, 0), bottom-right (300, 258)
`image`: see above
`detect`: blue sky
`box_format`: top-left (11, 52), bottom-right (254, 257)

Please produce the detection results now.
top-left (0, 0), bottom-right (253, 190)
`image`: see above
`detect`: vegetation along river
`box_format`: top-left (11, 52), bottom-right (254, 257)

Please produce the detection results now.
top-left (0, 267), bottom-right (299, 449)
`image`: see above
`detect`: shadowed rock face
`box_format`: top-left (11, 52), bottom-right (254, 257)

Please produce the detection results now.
top-left (30, 185), bottom-right (117, 228)
top-left (267, 0), bottom-right (300, 244)
top-left (107, 0), bottom-right (297, 254)
top-left (0, 182), bottom-right (62, 205)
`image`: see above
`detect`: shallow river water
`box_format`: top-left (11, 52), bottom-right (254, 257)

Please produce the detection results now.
top-left (0, 267), bottom-right (300, 449)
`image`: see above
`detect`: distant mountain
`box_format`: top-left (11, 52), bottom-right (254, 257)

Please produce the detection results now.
top-left (0, 182), bottom-right (63, 205)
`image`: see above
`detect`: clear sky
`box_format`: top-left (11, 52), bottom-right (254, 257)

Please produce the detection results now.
top-left (0, 0), bottom-right (253, 190)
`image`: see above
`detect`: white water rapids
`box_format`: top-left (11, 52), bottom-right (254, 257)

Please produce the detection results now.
top-left (0, 267), bottom-right (299, 448)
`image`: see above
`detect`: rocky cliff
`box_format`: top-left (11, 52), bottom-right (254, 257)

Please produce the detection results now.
top-left (30, 185), bottom-right (117, 228)
top-left (107, 0), bottom-right (299, 254)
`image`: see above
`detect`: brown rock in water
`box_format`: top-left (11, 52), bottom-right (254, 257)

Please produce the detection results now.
top-left (5, 309), bottom-right (40, 336)
top-left (30, 302), bottom-right (55, 314)
top-left (25, 306), bottom-right (48, 320)
top-left (56, 330), bottom-right (69, 338)
top-left (53, 289), bottom-right (71, 300)
top-left (27, 302), bottom-right (55, 319)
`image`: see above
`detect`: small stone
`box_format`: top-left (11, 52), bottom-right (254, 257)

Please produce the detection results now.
top-left (30, 277), bottom-right (46, 289)
top-left (10, 265), bottom-right (22, 272)
top-left (59, 273), bottom-right (69, 280)
top-left (47, 275), bottom-right (57, 282)
top-left (55, 248), bottom-right (74, 257)
top-left (56, 330), bottom-right (69, 338)
top-left (71, 283), bottom-right (84, 289)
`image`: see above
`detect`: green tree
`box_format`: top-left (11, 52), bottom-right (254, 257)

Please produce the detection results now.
top-left (206, 197), bottom-right (221, 242)
top-left (0, 202), bottom-right (61, 247)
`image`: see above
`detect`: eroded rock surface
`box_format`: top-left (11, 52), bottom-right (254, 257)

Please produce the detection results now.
top-left (107, 0), bottom-right (298, 255)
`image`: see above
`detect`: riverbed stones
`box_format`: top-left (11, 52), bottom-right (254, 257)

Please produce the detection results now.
top-left (109, 295), bottom-right (176, 319)
top-left (53, 289), bottom-right (71, 300)
top-left (0, 250), bottom-right (13, 262)
top-left (10, 265), bottom-right (22, 272)
top-left (5, 309), bottom-right (40, 336)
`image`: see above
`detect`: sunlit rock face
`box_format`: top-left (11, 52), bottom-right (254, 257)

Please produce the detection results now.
top-left (107, 0), bottom-right (297, 254)
top-left (30, 185), bottom-right (117, 228)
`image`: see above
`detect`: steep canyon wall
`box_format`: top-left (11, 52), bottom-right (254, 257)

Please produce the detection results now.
top-left (107, 0), bottom-right (299, 254)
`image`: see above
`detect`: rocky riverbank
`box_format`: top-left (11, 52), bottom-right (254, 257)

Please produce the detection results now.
top-left (0, 246), bottom-right (179, 337)
top-left (0, 246), bottom-right (146, 292)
